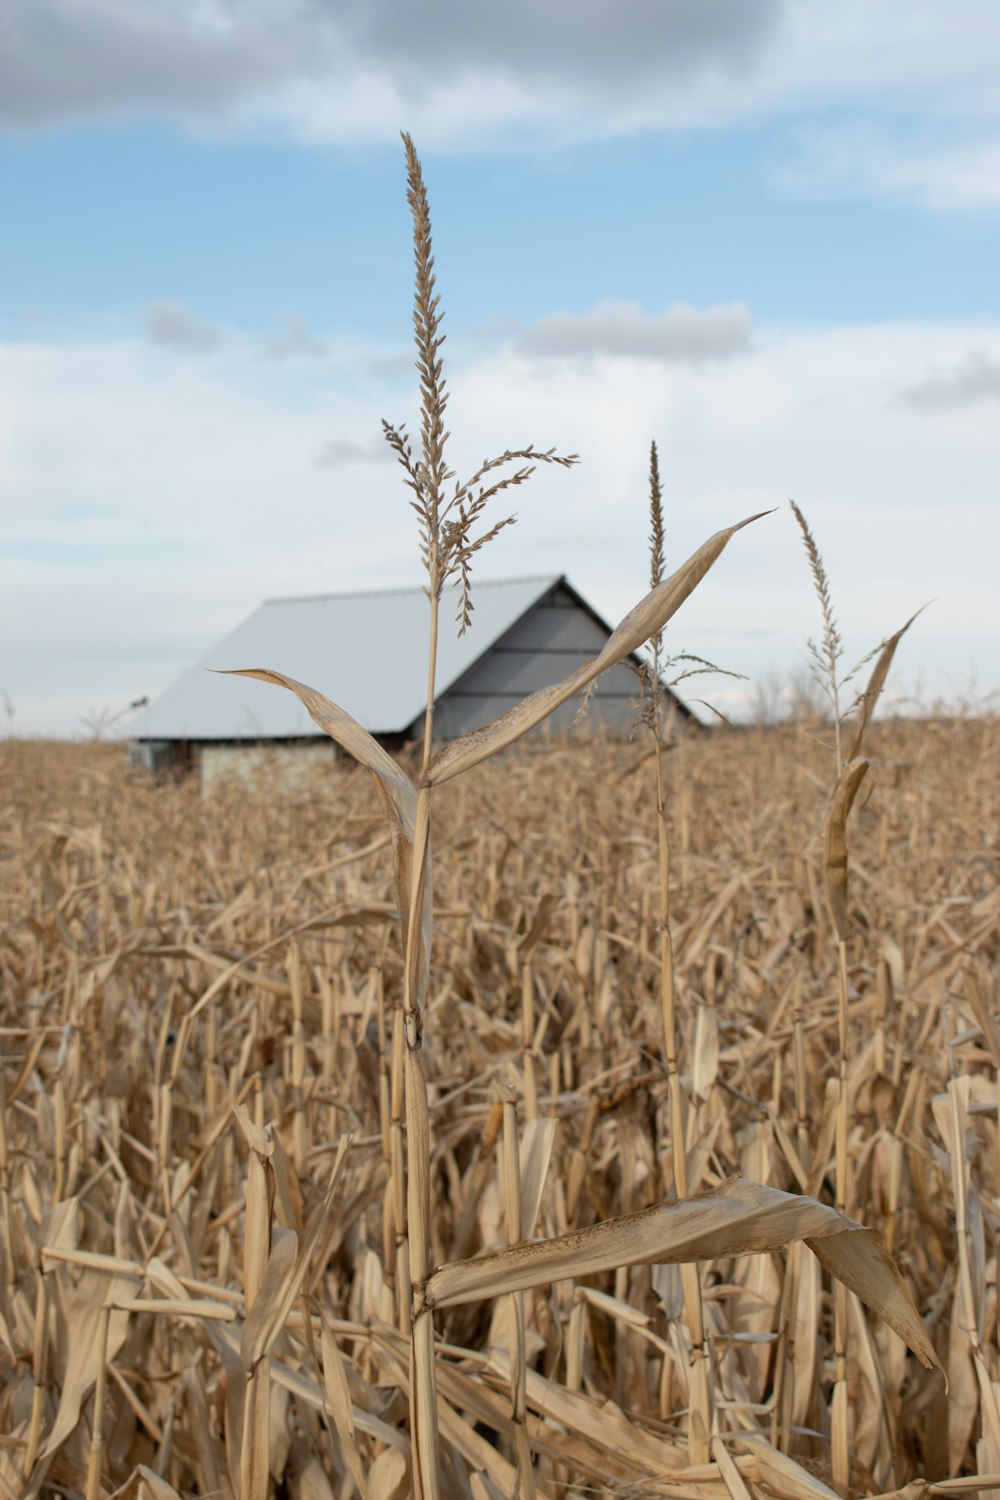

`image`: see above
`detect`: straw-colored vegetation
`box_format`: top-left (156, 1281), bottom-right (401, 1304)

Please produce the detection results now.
top-left (1, 715), bottom-right (997, 1499)
top-left (2, 132), bottom-right (998, 1499)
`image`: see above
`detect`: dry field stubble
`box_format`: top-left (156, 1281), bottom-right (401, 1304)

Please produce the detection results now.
top-left (0, 717), bottom-right (997, 1498)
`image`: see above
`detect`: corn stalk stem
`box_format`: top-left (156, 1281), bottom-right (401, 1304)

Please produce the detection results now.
top-left (653, 714), bottom-right (712, 1463)
top-left (406, 587), bottom-right (442, 1499)
top-left (85, 1304), bottom-right (111, 1500)
top-left (503, 1093), bottom-right (535, 1499)
top-left (24, 1271), bottom-right (48, 1476)
top-left (240, 1114), bottom-right (273, 1500)
top-left (832, 937), bottom-right (850, 1495)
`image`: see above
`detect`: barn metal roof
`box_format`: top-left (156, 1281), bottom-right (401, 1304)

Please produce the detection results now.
top-left (130, 575), bottom-right (570, 741)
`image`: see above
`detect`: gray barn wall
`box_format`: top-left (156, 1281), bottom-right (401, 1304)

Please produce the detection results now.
top-left (430, 585), bottom-right (646, 740)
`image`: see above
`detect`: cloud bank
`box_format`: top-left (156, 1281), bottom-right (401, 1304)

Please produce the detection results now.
top-left (264, 313), bottom-right (327, 361)
top-left (1, 0), bottom-right (999, 216)
top-left (0, 0), bottom-right (778, 134)
top-left (518, 301), bottom-right (752, 363)
top-left (1, 315), bottom-right (997, 733)
top-left (901, 350), bottom-right (1000, 410)
top-left (145, 300), bottom-right (223, 355)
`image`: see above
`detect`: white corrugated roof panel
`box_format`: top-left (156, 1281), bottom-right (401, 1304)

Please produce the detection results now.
top-left (131, 576), bottom-right (562, 741)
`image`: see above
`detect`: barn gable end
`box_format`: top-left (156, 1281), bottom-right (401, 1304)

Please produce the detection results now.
top-left (128, 575), bottom-right (695, 787)
top-left (429, 579), bottom-right (680, 740)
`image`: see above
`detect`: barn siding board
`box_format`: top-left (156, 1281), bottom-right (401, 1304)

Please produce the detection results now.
top-left (451, 649), bottom-right (597, 696)
top-left (441, 655), bottom-right (640, 705)
top-left (496, 602), bottom-right (611, 654)
top-left (431, 687), bottom-right (640, 741)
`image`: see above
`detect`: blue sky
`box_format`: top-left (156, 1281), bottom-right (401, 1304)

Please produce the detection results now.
top-left (1, 1), bottom-right (998, 734)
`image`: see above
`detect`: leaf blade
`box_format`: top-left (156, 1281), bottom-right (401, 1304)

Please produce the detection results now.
top-left (847, 607), bottom-right (925, 761)
top-left (425, 513), bottom-right (769, 785)
top-left (423, 1177), bottom-right (939, 1372)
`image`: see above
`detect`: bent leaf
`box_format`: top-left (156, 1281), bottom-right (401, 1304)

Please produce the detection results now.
top-left (423, 1177), bottom-right (939, 1372)
top-left (218, 669), bottom-right (426, 969)
top-left (41, 1268), bottom-right (131, 1459)
top-left (240, 1227), bottom-right (299, 1372)
top-left (241, 1137), bottom-right (350, 1373)
top-left (806, 1223), bottom-right (940, 1376)
top-left (824, 757), bottom-right (870, 942)
top-left (111, 1467), bottom-right (185, 1500)
top-left (847, 607), bottom-right (925, 763)
top-left (425, 512), bottom-right (769, 786)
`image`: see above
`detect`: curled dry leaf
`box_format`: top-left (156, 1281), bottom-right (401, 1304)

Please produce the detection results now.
top-left (110, 1296), bottom-right (237, 1321)
top-left (321, 1315), bottom-right (371, 1500)
top-left (40, 1268), bottom-right (131, 1460)
top-left (217, 670), bottom-right (427, 977)
top-left (241, 1228), bottom-right (299, 1372)
top-left (425, 513), bottom-right (769, 786)
top-left (233, 1102), bottom-right (274, 1161)
top-left (692, 1003), bottom-right (719, 1101)
top-left (110, 1466), bottom-right (185, 1500)
top-left (369, 1446), bottom-right (410, 1500)
top-left (824, 757), bottom-right (870, 942)
top-left (470, 1474), bottom-right (508, 1500)
top-left (519, 1118), bottom-right (555, 1239)
top-left (519, 892), bottom-right (558, 959)
top-left (848, 607), bottom-right (924, 763)
top-left (423, 1177), bottom-right (939, 1372)
top-left (241, 1137), bottom-right (350, 1373)
top-left (737, 1432), bottom-right (841, 1500)
top-left (711, 1434), bottom-right (756, 1500)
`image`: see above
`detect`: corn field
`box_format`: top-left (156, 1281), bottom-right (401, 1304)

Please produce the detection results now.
top-left (1, 714), bottom-right (997, 1499)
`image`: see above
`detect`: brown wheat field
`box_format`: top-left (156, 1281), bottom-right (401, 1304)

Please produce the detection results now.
top-left (0, 717), bottom-right (997, 1500)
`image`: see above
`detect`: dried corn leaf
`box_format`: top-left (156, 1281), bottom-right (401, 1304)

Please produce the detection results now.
top-left (739, 1432), bottom-right (840, 1500)
top-left (824, 758), bottom-right (870, 942)
top-left (520, 894), bottom-right (558, 959)
top-left (219, 669), bottom-right (426, 962)
top-left (241, 1227), bottom-right (298, 1371)
top-left (711, 1435), bottom-right (755, 1500)
top-left (242, 1363), bottom-right (272, 1500)
top-left (807, 1225), bottom-right (939, 1372)
top-left (470, 1475), bottom-right (507, 1500)
top-left (41, 1269), bottom-right (131, 1460)
top-left (110, 1466), bottom-right (184, 1500)
top-left (369, 1447), bottom-right (409, 1500)
top-left (426, 1177), bottom-right (939, 1371)
top-left (111, 1296), bottom-right (236, 1321)
top-left (425, 514), bottom-right (767, 785)
top-left (692, 1005), bottom-right (719, 1101)
top-left (320, 1317), bottom-right (370, 1500)
top-left (242, 1138), bottom-right (349, 1371)
top-left (296, 1452), bottom-right (337, 1500)
top-left (520, 1118), bottom-right (555, 1238)
top-left (487, 1345), bottom-right (684, 1475)
top-left (847, 608), bottom-right (923, 762)
top-left (964, 968), bottom-right (1000, 1070)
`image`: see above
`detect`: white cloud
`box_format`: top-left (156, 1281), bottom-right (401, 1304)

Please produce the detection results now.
top-left (901, 349), bottom-right (1000, 410)
top-left (264, 312), bottom-right (327, 360)
top-left (145, 299), bottom-right (224, 354)
top-left (518, 301), bottom-right (752, 363)
top-left (2, 0), bottom-right (1000, 214)
top-left (1, 315), bottom-right (997, 734)
top-left (314, 436), bottom-right (393, 467)
top-left (773, 123), bottom-right (1000, 213)
top-left (0, 0), bottom-right (780, 139)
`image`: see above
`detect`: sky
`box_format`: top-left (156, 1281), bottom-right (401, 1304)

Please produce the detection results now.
top-left (1, 1), bottom-right (998, 736)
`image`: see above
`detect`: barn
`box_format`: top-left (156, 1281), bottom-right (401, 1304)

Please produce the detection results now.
top-left (128, 575), bottom-right (695, 791)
